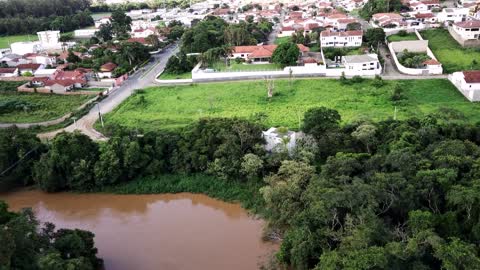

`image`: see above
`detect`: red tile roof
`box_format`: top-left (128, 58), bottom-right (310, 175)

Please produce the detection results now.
top-left (0, 68), bottom-right (16, 74)
top-left (303, 57), bottom-right (318, 64)
top-left (100, 62), bottom-right (117, 72)
top-left (463, 71), bottom-right (480, 83)
top-left (415, 13), bottom-right (435, 18)
top-left (234, 44), bottom-right (309, 58)
top-left (17, 63), bottom-right (41, 70)
top-left (454, 20), bottom-right (480, 28)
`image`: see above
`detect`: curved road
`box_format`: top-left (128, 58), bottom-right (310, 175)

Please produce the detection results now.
top-left (38, 45), bottom-right (179, 140)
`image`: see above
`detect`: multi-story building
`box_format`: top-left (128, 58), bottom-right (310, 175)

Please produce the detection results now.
top-left (320, 30), bottom-right (363, 47)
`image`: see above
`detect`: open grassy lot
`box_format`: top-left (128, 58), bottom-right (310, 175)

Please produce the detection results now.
top-left (212, 61), bottom-right (282, 72)
top-left (387, 33), bottom-right (418, 42)
top-left (158, 71), bottom-right (192, 80)
top-left (274, 36), bottom-right (291, 45)
top-left (420, 29), bottom-right (480, 73)
top-left (103, 78), bottom-right (480, 131)
top-left (0, 34), bottom-right (38, 49)
top-left (0, 92), bottom-right (91, 123)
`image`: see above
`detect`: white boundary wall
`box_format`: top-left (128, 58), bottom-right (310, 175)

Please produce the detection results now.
top-left (387, 31), bottom-right (443, 75)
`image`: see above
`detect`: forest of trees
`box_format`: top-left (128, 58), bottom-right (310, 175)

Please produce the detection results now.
top-left (3, 96), bottom-right (480, 269)
top-left (0, 0), bottom-right (94, 35)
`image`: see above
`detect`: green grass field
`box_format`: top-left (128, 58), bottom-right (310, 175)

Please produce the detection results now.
top-left (212, 61), bottom-right (282, 72)
top-left (274, 36), bottom-right (291, 45)
top-left (420, 29), bottom-right (480, 73)
top-left (387, 33), bottom-right (418, 42)
top-left (158, 71), bottom-right (192, 80)
top-left (0, 92), bottom-right (91, 123)
top-left (0, 34), bottom-right (38, 49)
top-left (103, 79), bottom-right (480, 131)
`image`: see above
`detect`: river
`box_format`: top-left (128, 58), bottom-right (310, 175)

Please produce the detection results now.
top-left (0, 190), bottom-right (277, 270)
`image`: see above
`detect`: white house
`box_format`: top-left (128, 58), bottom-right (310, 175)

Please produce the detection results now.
top-left (449, 70), bottom-right (480, 101)
top-left (0, 67), bottom-right (18, 77)
top-left (131, 28), bottom-right (156, 38)
top-left (37, 31), bottom-right (61, 50)
top-left (451, 20), bottom-right (480, 41)
top-left (320, 30), bottom-right (363, 47)
top-left (262, 127), bottom-right (302, 153)
top-left (10, 42), bottom-right (42, 55)
top-left (437, 8), bottom-right (469, 23)
top-left (342, 54), bottom-right (382, 75)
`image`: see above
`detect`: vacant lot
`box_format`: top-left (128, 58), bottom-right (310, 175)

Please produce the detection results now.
top-left (387, 33), bottom-right (418, 42)
top-left (0, 34), bottom-right (38, 49)
top-left (420, 29), bottom-right (480, 73)
top-left (103, 79), bottom-right (480, 131)
top-left (0, 91), bottom-right (91, 123)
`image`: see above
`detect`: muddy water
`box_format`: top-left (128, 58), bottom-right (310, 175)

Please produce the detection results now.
top-left (0, 190), bottom-right (277, 270)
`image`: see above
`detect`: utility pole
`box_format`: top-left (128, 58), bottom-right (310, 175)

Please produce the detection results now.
top-left (97, 103), bottom-right (104, 128)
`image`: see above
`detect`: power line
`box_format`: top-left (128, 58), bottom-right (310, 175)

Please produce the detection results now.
top-left (0, 147), bottom-right (39, 177)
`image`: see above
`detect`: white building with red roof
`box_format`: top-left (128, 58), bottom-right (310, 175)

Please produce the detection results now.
top-left (451, 20), bottom-right (480, 42)
top-left (320, 30), bottom-right (363, 47)
top-left (230, 44), bottom-right (309, 63)
top-left (450, 70), bottom-right (480, 101)
top-left (371, 13), bottom-right (406, 28)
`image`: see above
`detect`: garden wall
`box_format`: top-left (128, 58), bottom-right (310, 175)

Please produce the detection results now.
top-left (388, 38), bottom-right (443, 75)
top-left (17, 84), bottom-right (98, 95)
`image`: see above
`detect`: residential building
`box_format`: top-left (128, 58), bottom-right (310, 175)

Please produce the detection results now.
top-left (320, 30), bottom-right (363, 47)
top-left (10, 42), bottom-right (42, 56)
top-left (342, 54), bottom-right (382, 75)
top-left (0, 67), bottom-right (18, 77)
top-left (437, 8), bottom-right (469, 23)
top-left (371, 13), bottom-right (406, 28)
top-left (16, 63), bottom-right (44, 75)
top-left (131, 28), bottom-right (157, 38)
top-left (37, 31), bottom-right (61, 50)
top-left (98, 62), bottom-right (117, 78)
top-left (449, 70), bottom-right (480, 101)
top-left (451, 20), bottom-right (480, 41)
top-left (231, 44), bottom-right (309, 63)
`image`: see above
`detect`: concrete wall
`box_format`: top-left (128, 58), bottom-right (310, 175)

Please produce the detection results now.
top-left (388, 33), bottom-right (443, 75)
top-left (391, 40), bottom-right (429, 53)
top-left (17, 84), bottom-right (98, 95)
top-left (449, 73), bottom-right (480, 102)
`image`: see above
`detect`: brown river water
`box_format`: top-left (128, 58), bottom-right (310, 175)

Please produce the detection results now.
top-left (0, 190), bottom-right (277, 270)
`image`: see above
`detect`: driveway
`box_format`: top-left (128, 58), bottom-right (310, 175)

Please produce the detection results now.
top-left (38, 45), bottom-right (180, 140)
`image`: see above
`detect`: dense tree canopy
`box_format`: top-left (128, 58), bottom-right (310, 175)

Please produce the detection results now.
top-left (0, 0), bottom-right (93, 35)
top-left (272, 42), bottom-right (300, 66)
top-left (360, 0), bottom-right (403, 19)
top-left (0, 201), bottom-right (102, 269)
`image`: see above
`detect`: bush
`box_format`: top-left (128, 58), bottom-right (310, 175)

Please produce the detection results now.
top-left (351, 75), bottom-right (364, 84)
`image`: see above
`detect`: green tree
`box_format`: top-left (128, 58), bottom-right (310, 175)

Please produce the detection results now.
top-left (241, 153), bottom-right (264, 179)
top-left (365, 28), bottom-right (386, 48)
top-left (272, 42), bottom-right (300, 66)
top-left (111, 10), bottom-right (132, 39)
top-left (302, 107), bottom-right (341, 139)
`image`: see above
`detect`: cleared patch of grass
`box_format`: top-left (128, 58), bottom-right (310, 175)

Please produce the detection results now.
top-left (158, 71), bottom-right (192, 80)
top-left (420, 29), bottom-right (480, 73)
top-left (274, 36), bottom-right (291, 45)
top-left (99, 174), bottom-right (266, 213)
top-left (103, 78), bottom-right (480, 131)
top-left (0, 92), bottom-right (91, 123)
top-left (0, 34), bottom-right (38, 49)
top-left (387, 33), bottom-right (418, 42)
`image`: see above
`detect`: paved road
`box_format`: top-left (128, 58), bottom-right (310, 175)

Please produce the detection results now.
top-left (267, 10), bottom-right (285, 45)
top-left (38, 45), bottom-right (179, 140)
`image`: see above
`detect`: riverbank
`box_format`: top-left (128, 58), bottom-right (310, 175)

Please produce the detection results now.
top-left (97, 174), bottom-right (266, 213)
